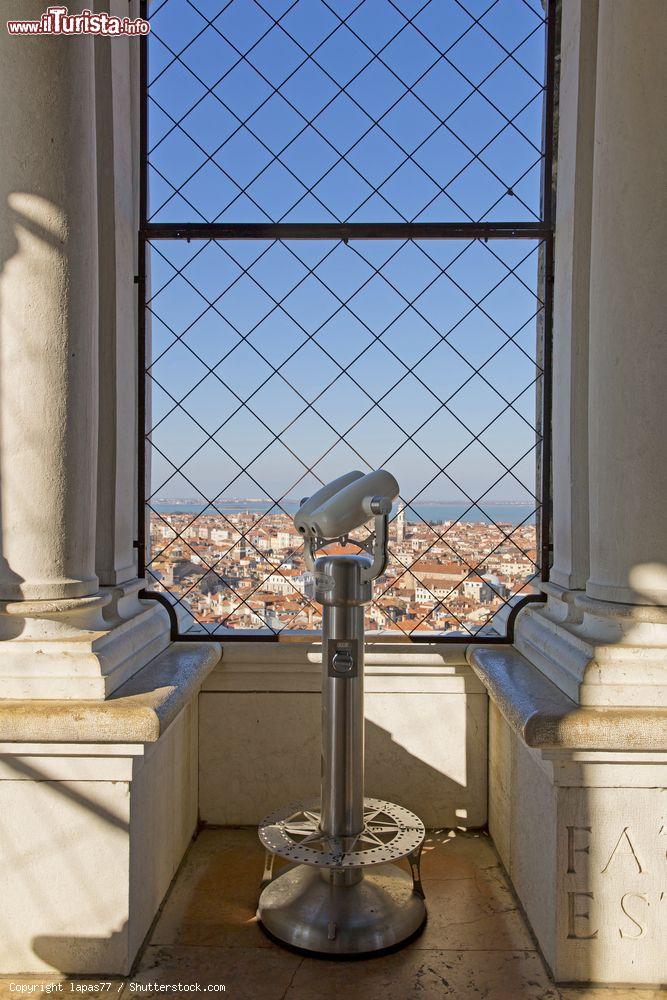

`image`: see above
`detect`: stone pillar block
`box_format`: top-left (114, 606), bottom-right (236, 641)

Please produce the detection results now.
top-left (0, 643), bottom-right (219, 975)
top-left (490, 703), bottom-right (667, 984)
top-left (471, 646), bottom-right (667, 986)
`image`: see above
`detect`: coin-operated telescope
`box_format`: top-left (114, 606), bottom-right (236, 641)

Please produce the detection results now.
top-left (257, 470), bottom-right (427, 956)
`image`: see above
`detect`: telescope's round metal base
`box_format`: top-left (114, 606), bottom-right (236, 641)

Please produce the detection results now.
top-left (257, 862), bottom-right (426, 956)
top-left (259, 798), bottom-right (425, 868)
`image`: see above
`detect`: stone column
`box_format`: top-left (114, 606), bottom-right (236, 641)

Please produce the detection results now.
top-left (0, 3), bottom-right (169, 697)
top-left (95, 16), bottom-right (139, 588)
top-left (0, 5), bottom-right (99, 603)
top-left (547, 0), bottom-right (597, 596)
top-left (515, 0), bottom-right (667, 708)
top-left (586, 0), bottom-right (667, 608)
top-left (469, 7), bottom-right (667, 987)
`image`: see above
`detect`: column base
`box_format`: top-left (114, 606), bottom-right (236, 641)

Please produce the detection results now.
top-left (0, 580), bottom-right (171, 699)
top-left (514, 582), bottom-right (667, 706)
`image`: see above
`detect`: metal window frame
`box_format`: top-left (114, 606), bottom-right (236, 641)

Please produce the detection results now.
top-left (137, 0), bottom-right (557, 644)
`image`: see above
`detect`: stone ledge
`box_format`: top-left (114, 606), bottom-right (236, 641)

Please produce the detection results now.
top-left (215, 639), bottom-right (470, 665)
top-left (0, 641), bottom-right (221, 743)
top-left (205, 640), bottom-right (484, 693)
top-left (467, 643), bottom-right (667, 751)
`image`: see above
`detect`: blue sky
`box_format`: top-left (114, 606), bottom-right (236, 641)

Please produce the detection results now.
top-left (145, 0), bottom-right (546, 509)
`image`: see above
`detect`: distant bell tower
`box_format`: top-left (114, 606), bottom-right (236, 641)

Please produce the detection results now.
top-left (396, 503), bottom-right (406, 544)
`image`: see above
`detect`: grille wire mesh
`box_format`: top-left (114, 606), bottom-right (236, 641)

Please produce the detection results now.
top-left (141, 0), bottom-right (553, 638)
top-left (147, 0), bottom-right (548, 225)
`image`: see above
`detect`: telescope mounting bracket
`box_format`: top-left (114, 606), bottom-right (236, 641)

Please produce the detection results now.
top-left (303, 512), bottom-right (389, 584)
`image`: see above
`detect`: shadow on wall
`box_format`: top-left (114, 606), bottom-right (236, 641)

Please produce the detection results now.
top-left (0, 756), bottom-right (130, 975)
top-left (364, 711), bottom-right (486, 830)
top-left (197, 689), bottom-right (487, 829)
top-left (31, 929), bottom-right (130, 979)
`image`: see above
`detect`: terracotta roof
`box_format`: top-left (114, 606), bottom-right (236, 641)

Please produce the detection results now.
top-left (411, 560), bottom-right (465, 577)
top-left (319, 542), bottom-right (367, 557)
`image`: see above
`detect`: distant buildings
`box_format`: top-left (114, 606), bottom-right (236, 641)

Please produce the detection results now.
top-left (148, 506), bottom-right (537, 636)
top-left (395, 503), bottom-right (406, 544)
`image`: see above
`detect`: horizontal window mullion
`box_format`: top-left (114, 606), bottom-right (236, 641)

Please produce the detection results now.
top-left (141, 222), bottom-right (552, 241)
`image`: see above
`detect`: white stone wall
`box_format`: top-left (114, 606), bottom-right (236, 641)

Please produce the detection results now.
top-left (199, 643), bottom-right (488, 829)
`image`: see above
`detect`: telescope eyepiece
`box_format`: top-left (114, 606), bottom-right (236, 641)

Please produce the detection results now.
top-left (369, 495), bottom-right (393, 516)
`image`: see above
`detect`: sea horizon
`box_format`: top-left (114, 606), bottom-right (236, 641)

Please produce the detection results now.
top-left (152, 498), bottom-right (538, 527)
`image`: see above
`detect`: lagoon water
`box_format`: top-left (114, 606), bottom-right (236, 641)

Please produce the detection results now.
top-left (153, 499), bottom-right (537, 527)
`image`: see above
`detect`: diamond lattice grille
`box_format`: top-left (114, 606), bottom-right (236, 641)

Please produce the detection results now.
top-left (143, 0), bottom-right (551, 637)
top-left (146, 236), bottom-right (543, 636)
top-left (147, 0), bottom-right (547, 224)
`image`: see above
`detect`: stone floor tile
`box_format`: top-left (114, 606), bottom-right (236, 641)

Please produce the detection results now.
top-left (151, 829), bottom-right (270, 948)
top-left (126, 945), bottom-right (300, 1000)
top-left (559, 990), bottom-right (667, 999)
top-left (286, 949), bottom-right (560, 1000)
top-left (412, 864), bottom-right (535, 951)
top-left (419, 828), bottom-right (500, 880)
top-left (176, 828), bottom-right (258, 856)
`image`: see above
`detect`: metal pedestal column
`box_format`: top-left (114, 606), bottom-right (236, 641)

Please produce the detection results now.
top-left (257, 555), bottom-right (426, 956)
